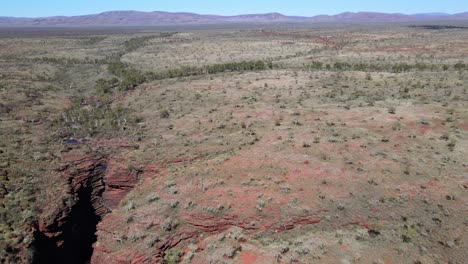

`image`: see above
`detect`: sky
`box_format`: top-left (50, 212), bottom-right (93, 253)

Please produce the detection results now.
top-left (3, 0), bottom-right (468, 18)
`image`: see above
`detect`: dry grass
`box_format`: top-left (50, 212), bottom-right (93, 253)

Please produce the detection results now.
top-left (1, 24), bottom-right (467, 263)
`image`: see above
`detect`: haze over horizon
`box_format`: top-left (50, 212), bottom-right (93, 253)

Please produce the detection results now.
top-left (3, 0), bottom-right (468, 18)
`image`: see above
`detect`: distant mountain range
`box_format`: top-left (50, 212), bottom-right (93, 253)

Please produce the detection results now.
top-left (1, 11), bottom-right (468, 26)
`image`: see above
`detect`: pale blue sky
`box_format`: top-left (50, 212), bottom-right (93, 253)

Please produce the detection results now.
top-left (3, 0), bottom-right (468, 17)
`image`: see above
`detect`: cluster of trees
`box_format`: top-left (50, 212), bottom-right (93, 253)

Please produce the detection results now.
top-left (147, 60), bottom-right (273, 80)
top-left (454, 62), bottom-right (466, 70)
top-left (14, 52), bottom-right (142, 66)
top-left (203, 60), bottom-right (273, 73)
top-left (95, 78), bottom-right (119, 94)
top-left (24, 56), bottom-right (106, 65)
top-left (107, 61), bottom-right (129, 76)
top-left (305, 61), bottom-right (467, 73)
top-left (119, 69), bottom-right (146, 90)
top-left (81, 36), bottom-right (107, 45)
top-left (124, 32), bottom-right (177, 53)
top-left (20, 33), bottom-right (178, 67)
top-left (59, 99), bottom-right (138, 137)
top-left (159, 32), bottom-right (177, 38)
top-left (391, 62), bottom-right (437, 72)
top-left (124, 36), bottom-right (157, 53)
top-left (95, 32), bottom-right (182, 93)
top-left (98, 61), bottom-right (145, 92)
top-left (98, 57), bottom-right (273, 94)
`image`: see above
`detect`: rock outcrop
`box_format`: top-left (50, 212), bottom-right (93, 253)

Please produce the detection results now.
top-left (32, 150), bottom-right (139, 264)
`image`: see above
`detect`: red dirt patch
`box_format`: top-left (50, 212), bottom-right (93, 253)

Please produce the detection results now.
top-left (240, 251), bottom-right (258, 264)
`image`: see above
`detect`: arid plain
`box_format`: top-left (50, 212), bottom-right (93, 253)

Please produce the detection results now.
top-left (0, 23), bottom-right (467, 263)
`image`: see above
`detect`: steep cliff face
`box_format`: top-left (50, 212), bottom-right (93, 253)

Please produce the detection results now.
top-left (31, 151), bottom-right (139, 264)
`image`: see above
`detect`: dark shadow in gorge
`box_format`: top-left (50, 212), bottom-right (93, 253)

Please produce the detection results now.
top-left (31, 186), bottom-right (101, 264)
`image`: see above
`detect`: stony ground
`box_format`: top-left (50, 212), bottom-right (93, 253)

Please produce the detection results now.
top-left (93, 70), bottom-right (468, 264)
top-left (0, 24), bottom-right (467, 263)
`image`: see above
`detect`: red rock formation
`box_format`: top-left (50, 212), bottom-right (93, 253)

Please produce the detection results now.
top-left (35, 149), bottom-right (140, 263)
top-left (38, 153), bottom-right (107, 242)
top-left (101, 159), bottom-right (140, 210)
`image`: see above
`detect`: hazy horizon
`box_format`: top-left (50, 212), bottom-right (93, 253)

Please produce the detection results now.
top-left (3, 0), bottom-right (468, 18)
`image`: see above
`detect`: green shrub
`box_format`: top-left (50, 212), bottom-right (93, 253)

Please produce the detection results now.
top-left (160, 110), bottom-right (170, 119)
top-left (164, 249), bottom-right (182, 264)
top-left (95, 78), bottom-right (119, 94)
top-left (119, 69), bottom-right (146, 91)
top-left (454, 62), bottom-right (466, 71)
top-left (57, 100), bottom-right (139, 138)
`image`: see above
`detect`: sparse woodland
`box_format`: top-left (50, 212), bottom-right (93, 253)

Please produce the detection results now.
top-left (0, 24), bottom-right (467, 263)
